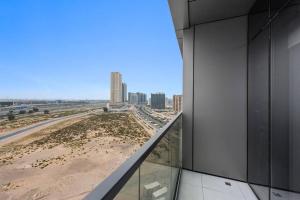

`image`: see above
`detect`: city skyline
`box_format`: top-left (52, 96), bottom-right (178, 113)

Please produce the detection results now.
top-left (111, 72), bottom-right (178, 105)
top-left (0, 0), bottom-right (182, 100)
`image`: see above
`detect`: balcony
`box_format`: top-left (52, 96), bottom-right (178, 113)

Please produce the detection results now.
top-left (85, 113), bottom-right (182, 200)
top-left (85, 113), bottom-right (259, 200)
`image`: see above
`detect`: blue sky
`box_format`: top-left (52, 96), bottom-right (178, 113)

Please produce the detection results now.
top-left (0, 0), bottom-right (182, 100)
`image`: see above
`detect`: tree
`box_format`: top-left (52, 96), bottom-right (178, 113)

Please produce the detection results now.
top-left (103, 107), bottom-right (108, 112)
top-left (44, 110), bottom-right (50, 114)
top-left (28, 110), bottom-right (34, 114)
top-left (7, 113), bottom-right (15, 121)
top-left (19, 110), bottom-right (26, 114)
top-left (33, 107), bottom-right (39, 112)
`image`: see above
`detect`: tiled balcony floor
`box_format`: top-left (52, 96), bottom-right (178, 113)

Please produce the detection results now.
top-left (178, 170), bottom-right (258, 200)
top-left (270, 188), bottom-right (300, 200)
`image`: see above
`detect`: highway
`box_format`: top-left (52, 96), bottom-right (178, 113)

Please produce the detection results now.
top-left (136, 106), bottom-right (166, 128)
top-left (0, 111), bottom-right (94, 143)
top-left (0, 102), bottom-right (104, 119)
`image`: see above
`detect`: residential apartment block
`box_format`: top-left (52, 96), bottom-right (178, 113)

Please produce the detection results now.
top-left (122, 83), bottom-right (127, 102)
top-left (110, 72), bottom-right (122, 104)
top-left (151, 93), bottom-right (165, 109)
top-left (173, 95), bottom-right (182, 112)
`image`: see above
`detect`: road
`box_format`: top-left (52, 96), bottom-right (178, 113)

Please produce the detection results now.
top-left (0, 102), bottom-right (104, 119)
top-left (0, 111), bottom-right (95, 144)
top-left (135, 106), bottom-right (166, 128)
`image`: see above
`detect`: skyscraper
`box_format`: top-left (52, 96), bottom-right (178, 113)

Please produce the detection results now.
top-left (137, 92), bottom-right (147, 105)
top-left (151, 93), bottom-right (165, 109)
top-left (128, 92), bottom-right (147, 105)
top-left (110, 72), bottom-right (122, 104)
top-left (128, 92), bottom-right (138, 105)
top-left (122, 83), bottom-right (127, 102)
top-left (173, 95), bottom-right (183, 112)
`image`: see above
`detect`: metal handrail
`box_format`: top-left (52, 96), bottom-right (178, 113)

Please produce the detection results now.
top-left (84, 112), bottom-right (182, 200)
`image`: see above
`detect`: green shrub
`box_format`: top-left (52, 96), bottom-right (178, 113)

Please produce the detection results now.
top-left (7, 113), bottom-right (15, 121)
top-left (19, 110), bottom-right (26, 114)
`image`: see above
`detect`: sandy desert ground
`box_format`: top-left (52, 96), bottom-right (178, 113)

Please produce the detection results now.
top-left (0, 112), bottom-right (150, 200)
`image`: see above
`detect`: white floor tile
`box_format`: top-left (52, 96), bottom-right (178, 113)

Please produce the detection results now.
top-left (178, 183), bottom-right (204, 200)
top-left (178, 170), bottom-right (257, 200)
top-left (271, 188), bottom-right (300, 200)
top-left (238, 182), bottom-right (258, 200)
top-left (202, 174), bottom-right (245, 199)
top-left (181, 170), bottom-right (203, 187)
top-left (203, 187), bottom-right (241, 200)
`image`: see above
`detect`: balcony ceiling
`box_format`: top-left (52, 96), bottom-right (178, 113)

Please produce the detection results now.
top-left (168, 0), bottom-right (256, 54)
top-left (189, 0), bottom-right (256, 25)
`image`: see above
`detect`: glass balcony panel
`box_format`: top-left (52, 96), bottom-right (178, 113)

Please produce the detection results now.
top-left (114, 169), bottom-right (140, 200)
top-left (140, 136), bottom-right (172, 200)
top-left (140, 115), bottom-right (182, 200)
top-left (170, 115), bottom-right (182, 197)
top-left (85, 113), bottom-right (182, 200)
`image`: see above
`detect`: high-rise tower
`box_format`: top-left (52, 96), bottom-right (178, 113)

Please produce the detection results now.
top-left (173, 95), bottom-right (183, 112)
top-left (110, 72), bottom-right (122, 104)
top-left (122, 83), bottom-right (127, 102)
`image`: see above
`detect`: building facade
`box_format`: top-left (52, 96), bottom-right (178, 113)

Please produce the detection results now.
top-left (151, 93), bottom-right (165, 109)
top-left (128, 92), bottom-right (138, 105)
top-left (137, 92), bottom-right (147, 105)
top-left (173, 95), bottom-right (182, 112)
top-left (128, 92), bottom-right (147, 105)
top-left (169, 0), bottom-right (300, 197)
top-left (110, 72), bottom-right (122, 104)
top-left (122, 83), bottom-right (127, 102)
